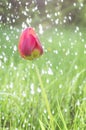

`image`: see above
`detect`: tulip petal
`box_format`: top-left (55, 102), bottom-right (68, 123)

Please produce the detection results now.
top-left (21, 34), bottom-right (36, 56)
top-left (18, 27), bottom-right (43, 60)
top-left (35, 38), bottom-right (43, 55)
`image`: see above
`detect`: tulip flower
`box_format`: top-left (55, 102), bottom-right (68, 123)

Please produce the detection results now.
top-left (18, 27), bottom-right (43, 60)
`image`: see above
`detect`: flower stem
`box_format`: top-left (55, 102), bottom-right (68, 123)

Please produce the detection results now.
top-left (35, 65), bottom-right (54, 130)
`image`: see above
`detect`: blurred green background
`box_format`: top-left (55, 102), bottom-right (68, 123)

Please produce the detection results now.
top-left (0, 1), bottom-right (86, 129)
top-left (0, 0), bottom-right (86, 26)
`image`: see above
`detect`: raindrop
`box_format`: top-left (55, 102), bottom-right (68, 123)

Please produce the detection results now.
top-left (10, 82), bottom-right (13, 89)
top-left (59, 84), bottom-right (63, 88)
top-left (64, 108), bottom-right (67, 113)
top-left (46, 79), bottom-right (50, 84)
top-left (48, 37), bottom-right (52, 43)
top-left (74, 65), bottom-right (78, 70)
top-left (76, 100), bottom-right (80, 106)
top-left (28, 114), bottom-right (31, 118)
top-left (22, 124), bottom-right (25, 128)
top-left (1, 65), bottom-right (4, 69)
top-left (47, 67), bottom-right (53, 75)
top-left (55, 18), bottom-right (59, 24)
top-left (52, 110), bottom-right (54, 114)
top-left (37, 87), bottom-right (41, 93)
top-left (73, 3), bottom-right (77, 7)
top-left (22, 11), bottom-right (27, 16)
top-left (48, 115), bottom-right (50, 120)
top-left (2, 116), bottom-right (4, 120)
top-left (79, 32), bottom-right (82, 36)
top-left (84, 50), bottom-right (86, 54)
top-left (39, 24), bottom-right (44, 34)
top-left (55, 12), bottom-right (57, 16)
top-left (22, 22), bottom-right (27, 29)
top-left (30, 83), bottom-right (35, 95)
top-left (10, 62), bottom-right (14, 68)
top-left (13, 45), bottom-right (17, 51)
top-left (85, 44), bottom-right (86, 48)
top-left (12, 19), bottom-right (15, 23)
top-left (47, 14), bottom-right (51, 18)
top-left (15, 128), bottom-right (18, 130)
top-left (13, 92), bottom-right (16, 96)
top-left (65, 49), bottom-right (70, 56)
top-left (22, 91), bottom-right (26, 97)
top-left (63, 19), bottom-right (66, 23)
top-left (26, 18), bottom-right (32, 25)
top-left (58, 11), bottom-right (60, 16)
top-left (82, 97), bottom-right (86, 101)
top-left (10, 26), bottom-right (13, 30)
top-left (75, 26), bottom-right (79, 33)
top-left (61, 0), bottom-right (63, 3)
top-left (41, 69), bottom-right (47, 75)
top-left (75, 52), bottom-right (78, 56)
top-left (7, 17), bottom-right (10, 21)
top-left (59, 42), bottom-right (62, 47)
top-left (4, 45), bottom-right (7, 49)
top-left (60, 32), bottom-right (63, 36)
top-left (22, 77), bottom-right (25, 81)
top-left (80, 3), bottom-right (83, 7)
top-left (6, 36), bottom-right (9, 41)
top-left (0, 16), bottom-right (1, 21)
top-left (44, 109), bottom-right (47, 114)
top-left (68, 16), bottom-right (72, 21)
top-left (0, 61), bottom-right (2, 67)
top-left (59, 69), bottom-right (63, 75)
top-left (45, 1), bottom-right (47, 5)
top-left (82, 38), bottom-right (84, 42)
top-left (33, 126), bottom-right (36, 130)
top-left (28, 123), bottom-right (31, 126)
top-left (19, 1), bottom-right (22, 5)
top-left (53, 50), bottom-right (58, 54)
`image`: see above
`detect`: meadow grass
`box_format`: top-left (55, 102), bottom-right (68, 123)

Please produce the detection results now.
top-left (0, 25), bottom-right (86, 130)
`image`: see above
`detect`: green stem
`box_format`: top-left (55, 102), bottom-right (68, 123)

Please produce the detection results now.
top-left (35, 66), bottom-right (54, 130)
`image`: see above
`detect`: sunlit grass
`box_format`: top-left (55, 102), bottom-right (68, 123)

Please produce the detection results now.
top-left (0, 25), bottom-right (86, 129)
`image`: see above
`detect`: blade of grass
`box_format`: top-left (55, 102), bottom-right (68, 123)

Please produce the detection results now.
top-left (39, 120), bottom-right (46, 130)
top-left (72, 69), bottom-right (86, 86)
top-left (57, 99), bottom-right (68, 130)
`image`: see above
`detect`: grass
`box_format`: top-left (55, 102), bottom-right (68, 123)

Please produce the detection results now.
top-left (0, 25), bottom-right (86, 130)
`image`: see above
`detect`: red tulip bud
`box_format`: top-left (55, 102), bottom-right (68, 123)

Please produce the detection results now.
top-left (18, 27), bottom-right (43, 60)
